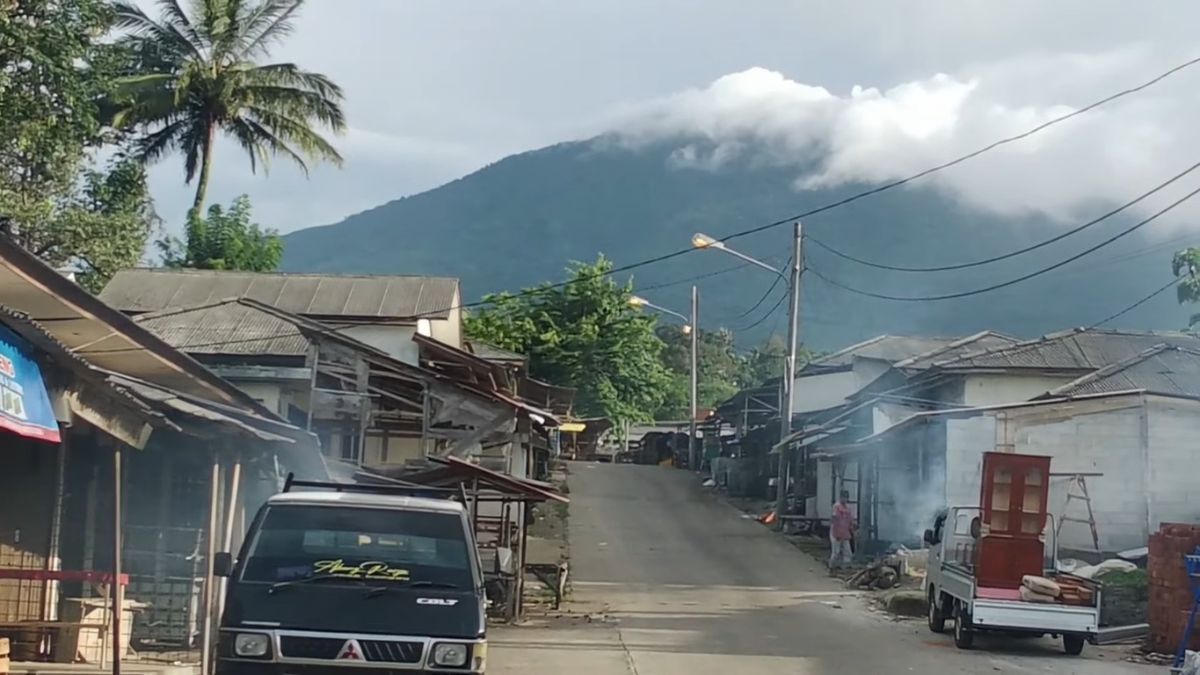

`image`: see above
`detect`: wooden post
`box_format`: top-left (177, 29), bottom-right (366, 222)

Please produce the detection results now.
top-left (217, 457), bottom-right (241, 621)
top-left (42, 437), bottom-right (67, 621)
top-left (111, 445), bottom-right (122, 675)
top-left (199, 456), bottom-right (221, 675)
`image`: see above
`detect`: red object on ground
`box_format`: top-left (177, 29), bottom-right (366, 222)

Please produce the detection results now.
top-left (976, 452), bottom-right (1051, 589)
top-left (0, 568), bottom-right (129, 585)
top-left (760, 511), bottom-right (777, 525)
top-left (1148, 523), bottom-right (1200, 652)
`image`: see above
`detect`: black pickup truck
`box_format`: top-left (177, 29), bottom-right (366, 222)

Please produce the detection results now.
top-left (214, 478), bottom-right (488, 674)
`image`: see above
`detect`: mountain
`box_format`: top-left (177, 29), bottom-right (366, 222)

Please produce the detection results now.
top-left (282, 137), bottom-right (1196, 350)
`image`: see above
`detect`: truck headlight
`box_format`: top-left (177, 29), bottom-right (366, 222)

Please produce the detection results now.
top-left (234, 633), bottom-right (271, 657)
top-left (430, 642), bottom-right (468, 667)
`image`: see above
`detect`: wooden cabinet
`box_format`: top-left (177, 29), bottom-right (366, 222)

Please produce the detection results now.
top-left (977, 452), bottom-right (1051, 588)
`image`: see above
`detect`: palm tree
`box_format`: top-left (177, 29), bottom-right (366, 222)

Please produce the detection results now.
top-left (109, 0), bottom-right (346, 212)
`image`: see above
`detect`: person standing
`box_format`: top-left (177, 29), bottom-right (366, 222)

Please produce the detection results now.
top-left (830, 490), bottom-right (856, 571)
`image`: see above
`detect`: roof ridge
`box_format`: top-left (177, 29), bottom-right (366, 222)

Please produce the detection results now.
top-left (893, 330), bottom-right (1018, 368)
top-left (114, 267), bottom-right (461, 283)
top-left (1045, 343), bottom-right (1172, 396)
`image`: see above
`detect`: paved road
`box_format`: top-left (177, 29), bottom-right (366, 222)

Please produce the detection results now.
top-left (491, 463), bottom-right (1153, 674)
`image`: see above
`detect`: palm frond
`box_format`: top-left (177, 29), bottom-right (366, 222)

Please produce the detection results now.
top-left (110, 74), bottom-right (183, 129)
top-left (113, 1), bottom-right (206, 62)
top-left (236, 0), bottom-right (302, 58)
top-left (238, 84), bottom-right (345, 129)
top-left (225, 118), bottom-right (272, 174)
top-left (133, 119), bottom-right (189, 164)
top-left (154, 0), bottom-right (207, 51)
top-left (180, 122), bottom-right (209, 182)
top-left (248, 107), bottom-right (342, 164)
top-left (243, 62), bottom-right (343, 102)
top-left (232, 115), bottom-right (311, 174)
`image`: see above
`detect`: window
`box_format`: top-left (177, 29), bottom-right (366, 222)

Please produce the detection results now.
top-left (241, 504), bottom-right (474, 588)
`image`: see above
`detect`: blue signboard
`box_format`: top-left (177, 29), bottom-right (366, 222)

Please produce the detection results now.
top-left (0, 325), bottom-right (60, 442)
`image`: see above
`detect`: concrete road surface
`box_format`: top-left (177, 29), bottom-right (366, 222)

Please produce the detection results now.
top-left (490, 462), bottom-right (1154, 674)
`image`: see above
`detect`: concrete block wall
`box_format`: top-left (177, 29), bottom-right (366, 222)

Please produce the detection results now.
top-left (1146, 398), bottom-right (1200, 531)
top-left (945, 406), bottom-right (1146, 552)
top-left (1013, 407), bottom-right (1145, 552)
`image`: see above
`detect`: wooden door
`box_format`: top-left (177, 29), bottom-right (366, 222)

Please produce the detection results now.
top-left (980, 452), bottom-right (1050, 538)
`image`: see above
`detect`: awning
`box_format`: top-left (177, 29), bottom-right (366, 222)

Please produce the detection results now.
top-left (0, 324), bottom-right (60, 442)
top-left (379, 456), bottom-right (568, 504)
top-left (769, 425), bottom-right (847, 455)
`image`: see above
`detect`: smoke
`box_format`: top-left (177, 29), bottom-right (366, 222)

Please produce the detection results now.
top-left (605, 47), bottom-right (1200, 232)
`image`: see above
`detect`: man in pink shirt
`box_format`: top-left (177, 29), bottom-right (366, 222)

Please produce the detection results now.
top-left (829, 490), bottom-right (856, 571)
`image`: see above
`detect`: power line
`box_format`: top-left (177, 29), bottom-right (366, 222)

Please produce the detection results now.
top-left (1088, 275), bottom-right (1185, 328)
top-left (395, 53), bottom-right (1200, 320)
top-left (717, 54), bottom-right (1200, 246)
top-left (807, 183), bottom-right (1200, 302)
top-left (724, 256), bottom-right (791, 322)
top-left (730, 285), bottom-right (790, 332)
top-left (805, 159), bottom-right (1200, 272)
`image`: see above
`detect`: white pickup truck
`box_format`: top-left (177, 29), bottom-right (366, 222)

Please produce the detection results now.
top-left (923, 506), bottom-right (1101, 655)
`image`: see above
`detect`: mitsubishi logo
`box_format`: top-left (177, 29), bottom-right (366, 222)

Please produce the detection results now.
top-left (336, 640), bottom-right (363, 661)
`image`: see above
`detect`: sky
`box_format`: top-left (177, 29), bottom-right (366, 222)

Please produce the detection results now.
top-left (141, 0), bottom-right (1200, 238)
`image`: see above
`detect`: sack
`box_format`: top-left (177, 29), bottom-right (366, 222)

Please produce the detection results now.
top-left (1022, 574), bottom-right (1062, 597)
top-left (1019, 585), bottom-right (1059, 603)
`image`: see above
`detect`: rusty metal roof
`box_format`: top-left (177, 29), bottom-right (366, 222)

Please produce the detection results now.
top-left (133, 299), bottom-right (310, 356)
top-left (814, 335), bottom-right (959, 368)
top-left (1046, 344), bottom-right (1200, 399)
top-left (100, 269), bottom-right (460, 320)
top-left (933, 328), bottom-right (1200, 372)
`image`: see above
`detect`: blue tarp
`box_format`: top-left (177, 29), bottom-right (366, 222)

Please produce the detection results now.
top-left (0, 325), bottom-right (59, 442)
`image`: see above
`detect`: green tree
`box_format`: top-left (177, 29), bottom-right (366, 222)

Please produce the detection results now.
top-left (739, 335), bottom-right (789, 388)
top-left (655, 325), bottom-right (746, 419)
top-left (465, 257), bottom-right (672, 424)
top-left (0, 0), bottom-right (155, 291)
top-left (158, 195), bottom-right (282, 271)
top-left (109, 0), bottom-right (346, 212)
top-left (1172, 247), bottom-right (1200, 327)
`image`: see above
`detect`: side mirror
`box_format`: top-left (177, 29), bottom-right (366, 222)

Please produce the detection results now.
top-left (923, 529), bottom-right (935, 546)
top-left (213, 552), bottom-right (233, 578)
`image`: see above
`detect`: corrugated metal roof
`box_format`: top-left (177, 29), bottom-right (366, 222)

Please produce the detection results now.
top-left (815, 335), bottom-right (959, 367)
top-left (100, 269), bottom-right (460, 320)
top-left (1047, 344), bottom-right (1200, 399)
top-left (133, 299), bottom-right (309, 356)
top-left (466, 340), bottom-right (527, 364)
top-left (893, 331), bottom-right (1020, 371)
top-left (934, 328), bottom-right (1200, 371)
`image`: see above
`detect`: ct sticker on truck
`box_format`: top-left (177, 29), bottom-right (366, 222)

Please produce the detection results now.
top-left (416, 598), bottom-right (459, 606)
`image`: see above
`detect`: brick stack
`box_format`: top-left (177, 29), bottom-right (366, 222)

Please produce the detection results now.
top-left (1149, 523), bottom-right (1200, 653)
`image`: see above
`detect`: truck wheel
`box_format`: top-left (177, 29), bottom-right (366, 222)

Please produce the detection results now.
top-left (927, 588), bottom-right (946, 633)
top-left (1063, 634), bottom-right (1085, 656)
top-left (953, 602), bottom-right (974, 650)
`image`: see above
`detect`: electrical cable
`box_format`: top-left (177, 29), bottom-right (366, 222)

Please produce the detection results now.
top-left (806, 183), bottom-right (1200, 302)
top-left (805, 159), bottom-right (1200, 272)
top-left (1087, 275), bottom-right (1186, 329)
top-left (388, 54), bottom-right (1200, 320)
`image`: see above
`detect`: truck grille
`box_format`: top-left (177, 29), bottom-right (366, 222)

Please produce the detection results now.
top-left (358, 640), bottom-right (423, 664)
top-left (279, 636), bottom-right (345, 660)
top-left (277, 637), bottom-right (424, 664)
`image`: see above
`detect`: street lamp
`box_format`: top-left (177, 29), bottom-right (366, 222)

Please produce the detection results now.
top-left (693, 224), bottom-right (802, 524)
top-left (629, 287), bottom-right (700, 470)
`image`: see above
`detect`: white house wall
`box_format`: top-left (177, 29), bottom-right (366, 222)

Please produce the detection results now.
top-left (943, 402), bottom-right (1149, 552)
top-left (1146, 397), bottom-right (1200, 532)
top-left (342, 324), bottom-right (420, 365)
top-left (960, 373), bottom-right (1075, 407)
top-left (791, 371), bottom-right (857, 415)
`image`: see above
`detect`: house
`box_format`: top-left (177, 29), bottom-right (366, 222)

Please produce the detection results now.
top-left (818, 332), bottom-right (1200, 554)
top-left (99, 269), bottom-right (463, 364)
top-left (127, 297), bottom-right (560, 475)
top-left (0, 236), bottom-right (326, 665)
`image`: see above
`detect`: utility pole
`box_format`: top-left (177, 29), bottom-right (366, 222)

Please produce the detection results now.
top-left (774, 222), bottom-right (803, 523)
top-left (689, 285), bottom-right (699, 470)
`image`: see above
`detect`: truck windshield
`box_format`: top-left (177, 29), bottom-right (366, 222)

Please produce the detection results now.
top-left (240, 504), bottom-right (474, 589)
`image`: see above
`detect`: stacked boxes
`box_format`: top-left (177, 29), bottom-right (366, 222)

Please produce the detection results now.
top-left (1148, 523), bottom-right (1200, 653)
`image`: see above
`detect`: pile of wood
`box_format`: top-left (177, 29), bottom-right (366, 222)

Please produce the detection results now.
top-left (1149, 522), bottom-right (1200, 653)
top-left (845, 555), bottom-right (903, 590)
